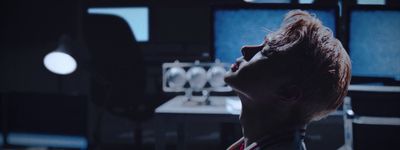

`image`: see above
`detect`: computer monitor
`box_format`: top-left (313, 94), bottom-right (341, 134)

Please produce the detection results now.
top-left (88, 7), bottom-right (150, 42)
top-left (349, 6), bottom-right (400, 82)
top-left (212, 4), bottom-right (338, 64)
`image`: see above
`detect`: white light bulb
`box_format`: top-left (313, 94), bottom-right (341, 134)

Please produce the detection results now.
top-left (166, 67), bottom-right (187, 89)
top-left (187, 67), bottom-right (207, 91)
top-left (207, 66), bottom-right (227, 88)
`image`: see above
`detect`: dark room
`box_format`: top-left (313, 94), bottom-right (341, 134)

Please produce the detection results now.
top-left (1, 0), bottom-right (400, 150)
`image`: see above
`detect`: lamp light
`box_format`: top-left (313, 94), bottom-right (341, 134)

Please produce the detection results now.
top-left (43, 35), bottom-right (77, 75)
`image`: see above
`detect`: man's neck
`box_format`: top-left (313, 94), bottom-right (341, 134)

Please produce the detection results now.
top-left (238, 95), bottom-right (306, 147)
top-left (241, 107), bottom-right (295, 145)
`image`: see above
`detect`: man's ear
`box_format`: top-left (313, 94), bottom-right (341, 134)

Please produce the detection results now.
top-left (277, 85), bottom-right (303, 103)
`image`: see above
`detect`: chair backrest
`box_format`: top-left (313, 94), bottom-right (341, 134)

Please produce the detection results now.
top-left (83, 14), bottom-right (146, 117)
top-left (344, 85), bottom-right (400, 150)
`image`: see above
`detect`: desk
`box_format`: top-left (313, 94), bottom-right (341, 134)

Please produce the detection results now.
top-left (155, 95), bottom-right (241, 150)
top-left (155, 95), bottom-right (347, 150)
top-left (155, 85), bottom-right (400, 149)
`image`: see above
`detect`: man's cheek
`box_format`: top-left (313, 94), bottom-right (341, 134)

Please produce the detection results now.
top-left (237, 66), bottom-right (259, 80)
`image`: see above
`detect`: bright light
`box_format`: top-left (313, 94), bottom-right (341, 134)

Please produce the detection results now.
top-left (43, 51), bottom-right (77, 75)
top-left (299, 0), bottom-right (314, 4)
top-left (357, 0), bottom-right (385, 5)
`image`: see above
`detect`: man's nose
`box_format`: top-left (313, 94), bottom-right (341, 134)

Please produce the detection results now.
top-left (241, 44), bottom-right (264, 61)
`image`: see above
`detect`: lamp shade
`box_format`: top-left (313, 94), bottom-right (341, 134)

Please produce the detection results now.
top-left (43, 35), bottom-right (77, 75)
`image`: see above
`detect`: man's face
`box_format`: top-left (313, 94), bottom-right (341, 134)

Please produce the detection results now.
top-left (224, 40), bottom-right (292, 104)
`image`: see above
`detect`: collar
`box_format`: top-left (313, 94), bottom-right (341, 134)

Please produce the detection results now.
top-left (227, 137), bottom-right (258, 150)
top-left (227, 127), bottom-right (306, 150)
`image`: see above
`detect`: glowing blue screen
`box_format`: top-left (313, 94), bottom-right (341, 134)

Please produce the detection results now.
top-left (350, 10), bottom-right (400, 79)
top-left (213, 9), bottom-right (336, 64)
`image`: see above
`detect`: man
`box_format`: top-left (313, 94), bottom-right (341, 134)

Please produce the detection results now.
top-left (225, 10), bottom-right (351, 150)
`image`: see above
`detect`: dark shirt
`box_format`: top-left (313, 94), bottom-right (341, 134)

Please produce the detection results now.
top-left (227, 129), bottom-right (306, 150)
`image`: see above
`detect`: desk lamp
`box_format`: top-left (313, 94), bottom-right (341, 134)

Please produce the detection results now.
top-left (43, 35), bottom-right (77, 75)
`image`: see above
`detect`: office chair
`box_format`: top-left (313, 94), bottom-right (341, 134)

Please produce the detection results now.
top-left (83, 14), bottom-right (152, 148)
top-left (343, 85), bottom-right (400, 150)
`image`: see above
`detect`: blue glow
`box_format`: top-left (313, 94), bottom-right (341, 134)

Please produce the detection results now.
top-left (244, 0), bottom-right (291, 3)
top-left (88, 7), bottom-right (149, 42)
top-left (214, 9), bottom-right (336, 63)
top-left (357, 0), bottom-right (385, 5)
top-left (350, 10), bottom-right (400, 80)
top-left (7, 133), bottom-right (87, 149)
top-left (0, 133), bottom-right (3, 145)
top-left (299, 0), bottom-right (314, 4)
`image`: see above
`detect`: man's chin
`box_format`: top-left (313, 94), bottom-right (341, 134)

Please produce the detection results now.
top-left (224, 72), bottom-right (235, 85)
top-left (224, 72), bottom-right (241, 92)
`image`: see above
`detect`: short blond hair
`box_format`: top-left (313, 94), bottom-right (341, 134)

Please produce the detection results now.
top-left (265, 10), bottom-right (351, 124)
